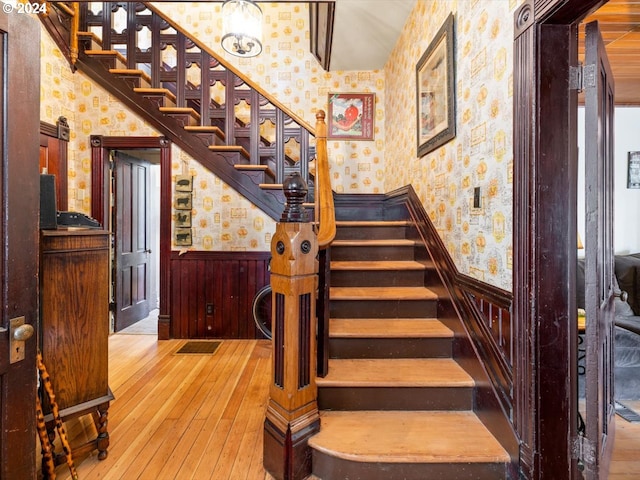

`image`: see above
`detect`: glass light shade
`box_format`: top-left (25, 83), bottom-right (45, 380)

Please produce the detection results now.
top-left (221, 0), bottom-right (263, 58)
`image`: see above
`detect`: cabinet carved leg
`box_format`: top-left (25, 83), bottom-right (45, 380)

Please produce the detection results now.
top-left (94, 402), bottom-right (110, 460)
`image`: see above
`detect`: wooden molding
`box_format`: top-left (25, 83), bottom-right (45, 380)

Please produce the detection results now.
top-left (90, 136), bottom-right (173, 340)
top-left (512, 1), bottom-right (604, 477)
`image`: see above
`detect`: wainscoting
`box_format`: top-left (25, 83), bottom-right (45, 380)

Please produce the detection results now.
top-left (169, 251), bottom-right (270, 339)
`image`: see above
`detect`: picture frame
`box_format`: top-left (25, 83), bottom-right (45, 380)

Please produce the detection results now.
top-left (327, 93), bottom-right (375, 140)
top-left (628, 151), bottom-right (640, 189)
top-left (416, 13), bottom-right (456, 157)
top-left (174, 192), bottom-right (192, 210)
top-left (175, 175), bottom-right (193, 192)
top-left (175, 210), bottom-right (191, 228)
top-left (175, 228), bottom-right (192, 246)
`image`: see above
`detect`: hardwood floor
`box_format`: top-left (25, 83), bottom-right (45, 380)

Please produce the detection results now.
top-left (42, 334), bottom-right (640, 480)
top-left (610, 399), bottom-right (640, 479)
top-left (44, 335), bottom-right (272, 480)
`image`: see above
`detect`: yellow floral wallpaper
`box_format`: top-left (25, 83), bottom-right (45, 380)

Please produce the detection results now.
top-left (39, 0), bottom-right (518, 289)
top-left (385, 0), bottom-right (519, 290)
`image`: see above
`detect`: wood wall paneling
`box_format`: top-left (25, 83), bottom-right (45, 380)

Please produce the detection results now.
top-left (170, 251), bottom-right (270, 339)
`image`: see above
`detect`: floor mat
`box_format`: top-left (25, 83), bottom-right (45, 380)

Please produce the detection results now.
top-left (615, 401), bottom-right (640, 423)
top-left (175, 341), bottom-right (221, 355)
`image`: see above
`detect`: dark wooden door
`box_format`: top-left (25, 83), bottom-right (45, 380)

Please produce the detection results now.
top-left (0, 11), bottom-right (40, 479)
top-left (114, 151), bottom-right (152, 331)
top-left (583, 19), bottom-right (616, 479)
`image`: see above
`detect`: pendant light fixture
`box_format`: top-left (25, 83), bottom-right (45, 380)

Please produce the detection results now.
top-left (221, 0), bottom-right (263, 58)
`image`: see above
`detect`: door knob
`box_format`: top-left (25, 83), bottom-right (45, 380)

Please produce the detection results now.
top-left (13, 323), bottom-right (34, 341)
top-left (9, 316), bottom-right (34, 363)
top-left (615, 290), bottom-right (629, 303)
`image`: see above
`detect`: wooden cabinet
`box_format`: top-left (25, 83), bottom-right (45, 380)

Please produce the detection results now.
top-left (39, 228), bottom-right (113, 463)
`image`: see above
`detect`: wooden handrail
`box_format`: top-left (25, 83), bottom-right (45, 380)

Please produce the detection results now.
top-left (314, 110), bottom-right (336, 249)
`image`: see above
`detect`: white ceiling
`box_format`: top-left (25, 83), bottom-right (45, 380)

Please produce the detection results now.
top-left (329, 0), bottom-right (416, 71)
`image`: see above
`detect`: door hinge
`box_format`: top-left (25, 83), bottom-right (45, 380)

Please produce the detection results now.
top-left (572, 434), bottom-right (596, 464)
top-left (570, 64), bottom-right (596, 92)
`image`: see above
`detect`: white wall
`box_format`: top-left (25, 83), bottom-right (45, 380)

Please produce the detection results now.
top-left (578, 107), bottom-right (640, 255)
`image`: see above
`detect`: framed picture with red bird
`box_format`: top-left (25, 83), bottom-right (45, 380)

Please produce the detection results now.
top-left (327, 92), bottom-right (375, 140)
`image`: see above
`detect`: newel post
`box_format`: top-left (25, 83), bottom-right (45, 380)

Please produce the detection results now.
top-left (263, 173), bottom-right (319, 480)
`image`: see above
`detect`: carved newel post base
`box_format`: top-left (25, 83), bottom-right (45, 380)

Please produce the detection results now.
top-left (264, 173), bottom-right (319, 480)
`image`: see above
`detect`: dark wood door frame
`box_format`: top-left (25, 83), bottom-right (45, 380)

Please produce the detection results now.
top-left (91, 135), bottom-right (172, 339)
top-left (513, 0), bottom-right (608, 478)
top-left (0, 9), bottom-right (40, 478)
top-left (40, 116), bottom-right (69, 210)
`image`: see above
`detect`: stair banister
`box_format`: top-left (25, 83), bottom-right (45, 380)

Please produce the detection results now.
top-left (313, 110), bottom-right (335, 377)
top-left (314, 110), bottom-right (336, 248)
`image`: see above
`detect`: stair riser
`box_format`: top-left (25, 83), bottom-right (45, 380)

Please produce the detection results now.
top-left (330, 299), bottom-right (437, 318)
top-left (331, 269), bottom-right (425, 287)
top-left (312, 453), bottom-right (507, 480)
top-left (236, 169), bottom-right (270, 185)
top-left (164, 112), bottom-right (199, 127)
top-left (191, 133), bottom-right (226, 148)
top-left (110, 74), bottom-right (147, 89)
top-left (318, 386), bottom-right (473, 411)
top-left (329, 337), bottom-right (452, 359)
top-left (331, 245), bottom-right (415, 262)
top-left (138, 94), bottom-right (176, 109)
top-left (335, 226), bottom-right (409, 241)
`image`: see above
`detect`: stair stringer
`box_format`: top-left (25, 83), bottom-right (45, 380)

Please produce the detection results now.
top-left (326, 189), bottom-right (520, 477)
top-left (76, 54), bottom-right (285, 220)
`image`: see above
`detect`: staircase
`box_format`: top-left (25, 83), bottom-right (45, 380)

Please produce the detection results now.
top-left (40, 2), bottom-right (317, 220)
top-left (308, 219), bottom-right (511, 479)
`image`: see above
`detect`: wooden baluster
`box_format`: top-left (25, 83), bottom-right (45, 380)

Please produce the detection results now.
top-left (264, 173), bottom-right (319, 480)
top-left (70, 2), bottom-right (79, 69)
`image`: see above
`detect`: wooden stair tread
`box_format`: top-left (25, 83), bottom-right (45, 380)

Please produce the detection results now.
top-left (85, 49), bottom-right (126, 63)
top-left (184, 125), bottom-right (224, 134)
top-left (234, 164), bottom-right (268, 171)
top-left (209, 145), bottom-right (249, 157)
top-left (318, 358), bottom-right (473, 387)
top-left (77, 31), bottom-right (102, 47)
top-left (331, 260), bottom-right (426, 271)
top-left (309, 411), bottom-right (510, 464)
top-left (330, 286), bottom-right (437, 300)
top-left (336, 220), bottom-right (410, 227)
top-left (259, 183), bottom-right (283, 190)
top-left (329, 318), bottom-right (452, 338)
top-left (332, 238), bottom-right (417, 247)
top-left (109, 68), bottom-right (152, 84)
top-left (133, 87), bottom-right (177, 102)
